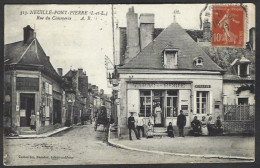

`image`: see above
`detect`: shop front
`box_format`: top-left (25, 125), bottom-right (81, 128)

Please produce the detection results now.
top-left (127, 81), bottom-right (192, 127)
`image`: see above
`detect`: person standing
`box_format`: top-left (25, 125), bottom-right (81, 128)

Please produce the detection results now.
top-left (30, 110), bottom-right (36, 131)
top-left (128, 112), bottom-right (140, 140)
top-left (136, 113), bottom-right (145, 138)
top-left (177, 110), bottom-right (186, 137)
top-left (207, 116), bottom-right (215, 136)
top-left (154, 103), bottom-right (162, 124)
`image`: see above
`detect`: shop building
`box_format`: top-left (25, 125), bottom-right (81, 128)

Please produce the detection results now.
top-left (4, 25), bottom-right (64, 134)
top-left (116, 8), bottom-right (224, 138)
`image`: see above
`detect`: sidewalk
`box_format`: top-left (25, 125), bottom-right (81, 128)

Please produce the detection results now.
top-left (108, 135), bottom-right (254, 160)
top-left (5, 126), bottom-right (72, 139)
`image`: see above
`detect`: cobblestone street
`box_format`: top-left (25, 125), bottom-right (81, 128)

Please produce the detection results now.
top-left (3, 125), bottom-right (249, 165)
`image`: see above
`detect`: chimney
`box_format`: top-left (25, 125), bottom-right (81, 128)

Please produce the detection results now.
top-left (78, 68), bottom-right (83, 77)
top-left (249, 27), bottom-right (255, 50)
top-left (125, 7), bottom-right (140, 64)
top-left (139, 13), bottom-right (155, 50)
top-left (57, 68), bottom-right (63, 76)
top-left (23, 25), bottom-right (34, 43)
top-left (203, 18), bottom-right (211, 42)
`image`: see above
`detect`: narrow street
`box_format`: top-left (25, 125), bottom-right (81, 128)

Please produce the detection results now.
top-left (4, 124), bottom-right (245, 165)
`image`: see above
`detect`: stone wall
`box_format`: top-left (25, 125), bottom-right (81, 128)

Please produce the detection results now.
top-left (223, 121), bottom-right (254, 134)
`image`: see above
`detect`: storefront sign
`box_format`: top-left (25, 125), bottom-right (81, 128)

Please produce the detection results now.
top-left (20, 109), bottom-right (26, 117)
top-left (128, 81), bottom-right (191, 90)
top-left (195, 85), bottom-right (211, 88)
top-left (17, 77), bottom-right (39, 91)
top-left (181, 105), bottom-right (188, 110)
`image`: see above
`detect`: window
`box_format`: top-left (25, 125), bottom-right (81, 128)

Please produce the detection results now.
top-left (194, 57), bottom-right (204, 67)
top-left (196, 91), bottom-right (208, 114)
top-left (238, 98), bottom-right (248, 105)
top-left (163, 49), bottom-right (178, 69)
top-left (166, 90), bottom-right (178, 117)
top-left (140, 90), bottom-right (152, 117)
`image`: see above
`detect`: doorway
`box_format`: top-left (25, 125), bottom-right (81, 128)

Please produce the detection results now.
top-left (20, 93), bottom-right (35, 127)
top-left (53, 99), bottom-right (62, 124)
top-left (152, 90), bottom-right (165, 127)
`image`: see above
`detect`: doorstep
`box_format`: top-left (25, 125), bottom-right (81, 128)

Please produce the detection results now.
top-left (5, 126), bottom-right (72, 139)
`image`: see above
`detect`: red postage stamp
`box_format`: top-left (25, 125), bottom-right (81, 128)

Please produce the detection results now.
top-left (212, 5), bottom-right (245, 47)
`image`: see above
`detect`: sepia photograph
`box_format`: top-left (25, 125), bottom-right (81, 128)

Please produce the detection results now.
top-left (3, 3), bottom-right (256, 166)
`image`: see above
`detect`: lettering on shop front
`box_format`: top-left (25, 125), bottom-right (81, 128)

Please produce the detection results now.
top-left (194, 85), bottom-right (211, 88)
top-left (128, 83), bottom-right (188, 89)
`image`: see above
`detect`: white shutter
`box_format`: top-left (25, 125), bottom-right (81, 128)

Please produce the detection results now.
top-left (127, 90), bottom-right (140, 117)
top-left (209, 91), bottom-right (213, 114)
top-left (193, 91), bottom-right (197, 114)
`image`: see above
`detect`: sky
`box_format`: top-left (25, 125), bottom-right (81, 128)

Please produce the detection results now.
top-left (5, 4), bottom-right (255, 94)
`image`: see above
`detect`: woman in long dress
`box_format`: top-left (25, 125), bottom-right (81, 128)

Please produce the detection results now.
top-left (207, 116), bottom-right (215, 136)
top-left (201, 116), bottom-right (208, 136)
top-left (154, 104), bottom-right (162, 124)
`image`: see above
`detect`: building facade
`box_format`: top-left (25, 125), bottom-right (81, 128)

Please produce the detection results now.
top-left (115, 7), bottom-right (255, 138)
top-left (116, 8), bottom-right (225, 138)
top-left (4, 25), bottom-right (64, 134)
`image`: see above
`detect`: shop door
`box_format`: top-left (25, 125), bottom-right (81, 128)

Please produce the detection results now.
top-left (153, 90), bottom-right (164, 127)
top-left (20, 93), bottom-right (35, 127)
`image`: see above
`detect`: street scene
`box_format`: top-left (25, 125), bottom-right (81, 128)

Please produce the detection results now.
top-left (3, 3), bottom-right (255, 166)
top-left (3, 124), bottom-right (254, 165)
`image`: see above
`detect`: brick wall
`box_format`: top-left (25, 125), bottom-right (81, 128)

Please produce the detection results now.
top-left (223, 121), bottom-right (254, 134)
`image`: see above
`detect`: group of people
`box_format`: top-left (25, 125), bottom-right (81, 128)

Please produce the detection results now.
top-left (191, 116), bottom-right (223, 136)
top-left (128, 109), bottom-right (224, 140)
top-left (127, 110), bottom-right (187, 140)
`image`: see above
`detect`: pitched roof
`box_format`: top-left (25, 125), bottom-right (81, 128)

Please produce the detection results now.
top-left (4, 38), bottom-right (61, 80)
top-left (119, 23), bottom-right (223, 71)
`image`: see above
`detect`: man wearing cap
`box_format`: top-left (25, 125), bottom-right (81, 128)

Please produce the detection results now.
top-left (128, 112), bottom-right (140, 140)
top-left (177, 110), bottom-right (186, 137)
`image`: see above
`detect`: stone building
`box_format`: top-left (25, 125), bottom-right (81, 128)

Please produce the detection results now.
top-left (62, 68), bottom-right (88, 125)
top-left (115, 7), bottom-right (255, 138)
top-left (4, 25), bottom-right (64, 134)
top-left (116, 8), bottom-right (225, 138)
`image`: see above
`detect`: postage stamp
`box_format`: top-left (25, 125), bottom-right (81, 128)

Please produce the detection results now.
top-left (212, 5), bottom-right (245, 47)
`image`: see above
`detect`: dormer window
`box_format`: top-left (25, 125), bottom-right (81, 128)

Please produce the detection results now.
top-left (163, 49), bottom-right (178, 69)
top-left (231, 57), bottom-right (251, 77)
top-left (194, 57), bottom-right (204, 67)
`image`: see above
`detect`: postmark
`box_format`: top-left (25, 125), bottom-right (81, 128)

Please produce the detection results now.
top-left (212, 5), bottom-right (245, 48)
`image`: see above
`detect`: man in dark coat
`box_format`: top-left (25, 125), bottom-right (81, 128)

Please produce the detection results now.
top-left (191, 116), bottom-right (202, 136)
top-left (177, 110), bottom-right (186, 137)
top-left (128, 112), bottom-right (140, 140)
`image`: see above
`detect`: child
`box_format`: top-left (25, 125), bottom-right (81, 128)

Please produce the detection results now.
top-left (146, 121), bottom-right (154, 138)
top-left (167, 122), bottom-right (174, 138)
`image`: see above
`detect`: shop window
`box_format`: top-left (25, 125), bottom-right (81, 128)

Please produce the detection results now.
top-left (196, 91), bottom-right (208, 114)
top-left (166, 90), bottom-right (178, 117)
top-left (238, 98), bottom-right (248, 105)
top-left (163, 49), bottom-right (178, 69)
top-left (140, 90), bottom-right (152, 117)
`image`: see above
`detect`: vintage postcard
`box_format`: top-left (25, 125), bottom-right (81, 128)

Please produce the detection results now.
top-left (3, 3), bottom-right (255, 166)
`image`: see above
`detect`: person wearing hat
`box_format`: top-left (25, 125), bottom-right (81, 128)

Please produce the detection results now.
top-left (128, 112), bottom-right (140, 140)
top-left (177, 110), bottom-right (186, 137)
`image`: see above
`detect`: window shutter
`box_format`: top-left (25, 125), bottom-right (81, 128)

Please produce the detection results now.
top-left (193, 91), bottom-right (197, 114)
top-left (209, 91), bottom-right (213, 114)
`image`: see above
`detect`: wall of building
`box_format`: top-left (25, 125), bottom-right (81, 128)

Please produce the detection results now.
top-left (223, 82), bottom-right (255, 105)
top-left (118, 72), bottom-right (223, 138)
